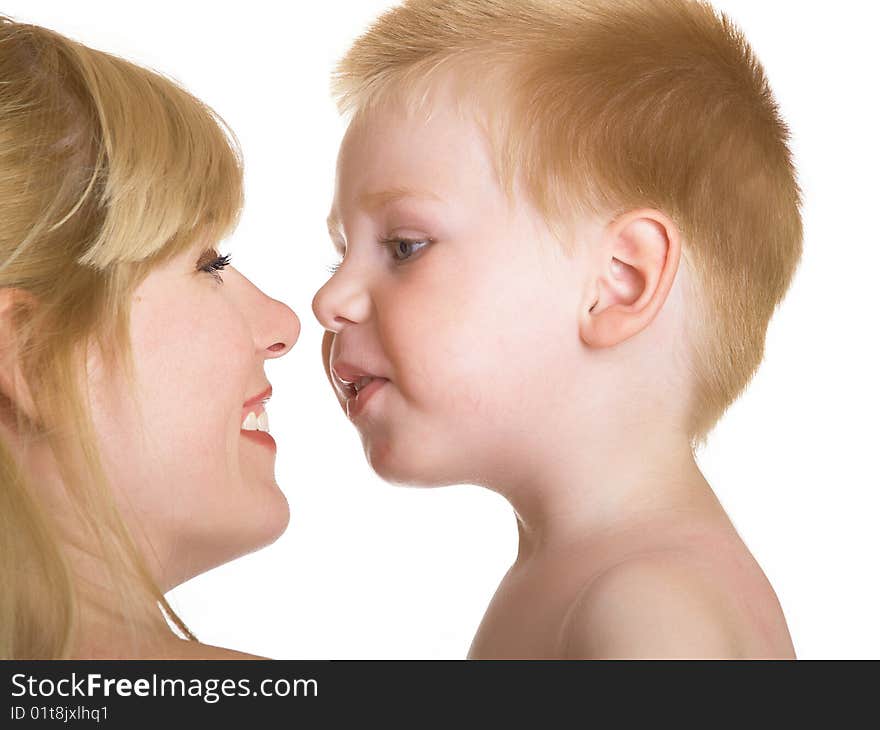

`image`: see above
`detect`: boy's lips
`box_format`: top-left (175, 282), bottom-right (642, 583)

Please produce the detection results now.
top-left (345, 377), bottom-right (387, 420)
top-left (330, 360), bottom-right (389, 403)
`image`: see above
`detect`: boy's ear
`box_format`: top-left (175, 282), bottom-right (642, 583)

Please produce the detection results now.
top-left (578, 209), bottom-right (681, 349)
top-left (0, 287), bottom-right (39, 426)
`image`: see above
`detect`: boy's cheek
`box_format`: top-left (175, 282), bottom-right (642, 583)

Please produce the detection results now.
top-left (394, 306), bottom-right (558, 414)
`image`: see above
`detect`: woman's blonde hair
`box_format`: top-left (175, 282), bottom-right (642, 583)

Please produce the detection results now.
top-left (332, 0), bottom-right (803, 448)
top-left (0, 17), bottom-right (243, 658)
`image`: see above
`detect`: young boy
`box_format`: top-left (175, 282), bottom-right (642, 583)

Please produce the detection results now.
top-left (313, 0), bottom-right (801, 658)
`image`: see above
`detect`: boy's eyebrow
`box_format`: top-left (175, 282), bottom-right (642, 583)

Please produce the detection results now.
top-left (357, 187), bottom-right (443, 210)
top-left (326, 187), bottom-right (444, 250)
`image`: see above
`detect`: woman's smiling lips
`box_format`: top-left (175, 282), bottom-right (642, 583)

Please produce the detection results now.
top-left (330, 361), bottom-right (389, 419)
top-left (241, 384), bottom-right (276, 451)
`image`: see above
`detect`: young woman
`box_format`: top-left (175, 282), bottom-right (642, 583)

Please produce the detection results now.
top-left (0, 17), bottom-right (299, 659)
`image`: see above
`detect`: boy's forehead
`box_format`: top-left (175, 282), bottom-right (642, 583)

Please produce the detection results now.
top-left (341, 99), bottom-right (482, 166)
top-left (333, 96), bottom-right (500, 214)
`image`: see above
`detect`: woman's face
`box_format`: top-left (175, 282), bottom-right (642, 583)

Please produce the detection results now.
top-left (86, 243), bottom-right (300, 588)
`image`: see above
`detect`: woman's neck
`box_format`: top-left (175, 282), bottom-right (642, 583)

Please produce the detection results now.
top-left (67, 575), bottom-right (183, 659)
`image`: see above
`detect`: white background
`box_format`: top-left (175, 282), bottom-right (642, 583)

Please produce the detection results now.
top-left (4, 1), bottom-right (878, 659)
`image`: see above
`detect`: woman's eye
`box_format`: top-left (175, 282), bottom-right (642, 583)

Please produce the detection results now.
top-left (198, 249), bottom-right (231, 282)
top-left (383, 237), bottom-right (431, 262)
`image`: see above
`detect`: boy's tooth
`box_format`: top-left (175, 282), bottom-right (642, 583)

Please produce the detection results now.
top-left (257, 411), bottom-right (269, 432)
top-left (242, 411), bottom-right (258, 430)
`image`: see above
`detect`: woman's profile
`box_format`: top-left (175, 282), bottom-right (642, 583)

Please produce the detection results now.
top-left (0, 17), bottom-right (299, 659)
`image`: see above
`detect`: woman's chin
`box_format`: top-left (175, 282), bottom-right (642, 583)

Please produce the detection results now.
top-left (249, 482), bottom-right (291, 550)
top-left (206, 485), bottom-right (291, 569)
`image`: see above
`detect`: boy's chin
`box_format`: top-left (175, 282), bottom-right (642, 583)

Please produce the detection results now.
top-left (364, 438), bottom-right (462, 488)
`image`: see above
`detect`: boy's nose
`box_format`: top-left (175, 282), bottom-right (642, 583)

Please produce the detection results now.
top-left (312, 269), bottom-right (370, 333)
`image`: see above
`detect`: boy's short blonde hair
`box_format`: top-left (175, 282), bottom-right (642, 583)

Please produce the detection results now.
top-left (332, 0), bottom-right (803, 448)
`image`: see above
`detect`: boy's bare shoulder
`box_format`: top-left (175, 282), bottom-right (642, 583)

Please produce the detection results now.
top-left (560, 549), bottom-right (744, 659)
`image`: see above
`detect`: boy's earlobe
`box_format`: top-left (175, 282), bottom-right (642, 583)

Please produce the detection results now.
top-left (577, 209), bottom-right (681, 349)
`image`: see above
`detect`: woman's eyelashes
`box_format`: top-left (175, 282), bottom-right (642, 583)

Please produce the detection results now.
top-left (198, 249), bottom-right (232, 283)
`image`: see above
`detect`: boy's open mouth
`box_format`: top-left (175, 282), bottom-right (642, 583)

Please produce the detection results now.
top-left (330, 361), bottom-right (390, 418)
top-left (338, 374), bottom-right (390, 402)
top-left (331, 362), bottom-right (386, 399)
top-left (349, 376), bottom-right (376, 395)
top-left (344, 377), bottom-right (388, 419)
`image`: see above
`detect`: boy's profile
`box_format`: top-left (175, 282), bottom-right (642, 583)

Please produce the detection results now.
top-left (313, 0), bottom-right (801, 658)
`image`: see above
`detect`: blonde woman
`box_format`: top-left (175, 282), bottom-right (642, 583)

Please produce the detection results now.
top-left (0, 17), bottom-right (300, 659)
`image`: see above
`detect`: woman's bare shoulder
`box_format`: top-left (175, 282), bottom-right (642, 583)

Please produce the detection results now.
top-left (68, 636), bottom-right (271, 660)
top-left (144, 638), bottom-right (271, 660)
top-left (174, 641), bottom-right (271, 660)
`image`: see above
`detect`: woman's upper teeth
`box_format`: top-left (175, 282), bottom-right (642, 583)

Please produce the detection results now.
top-left (241, 410), bottom-right (270, 432)
top-left (353, 376), bottom-right (374, 394)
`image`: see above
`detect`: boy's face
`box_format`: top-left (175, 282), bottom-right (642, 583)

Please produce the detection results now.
top-left (313, 95), bottom-right (596, 487)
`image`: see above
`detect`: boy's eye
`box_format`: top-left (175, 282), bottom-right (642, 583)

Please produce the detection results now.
top-left (197, 248), bottom-right (231, 283)
top-left (381, 237), bottom-right (431, 262)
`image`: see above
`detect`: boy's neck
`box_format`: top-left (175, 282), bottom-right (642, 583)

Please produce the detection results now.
top-left (497, 430), bottom-right (721, 561)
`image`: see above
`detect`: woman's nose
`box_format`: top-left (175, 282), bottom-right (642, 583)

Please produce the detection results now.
top-left (312, 266), bottom-right (371, 334)
top-left (260, 298), bottom-right (300, 358)
top-left (236, 272), bottom-right (300, 358)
